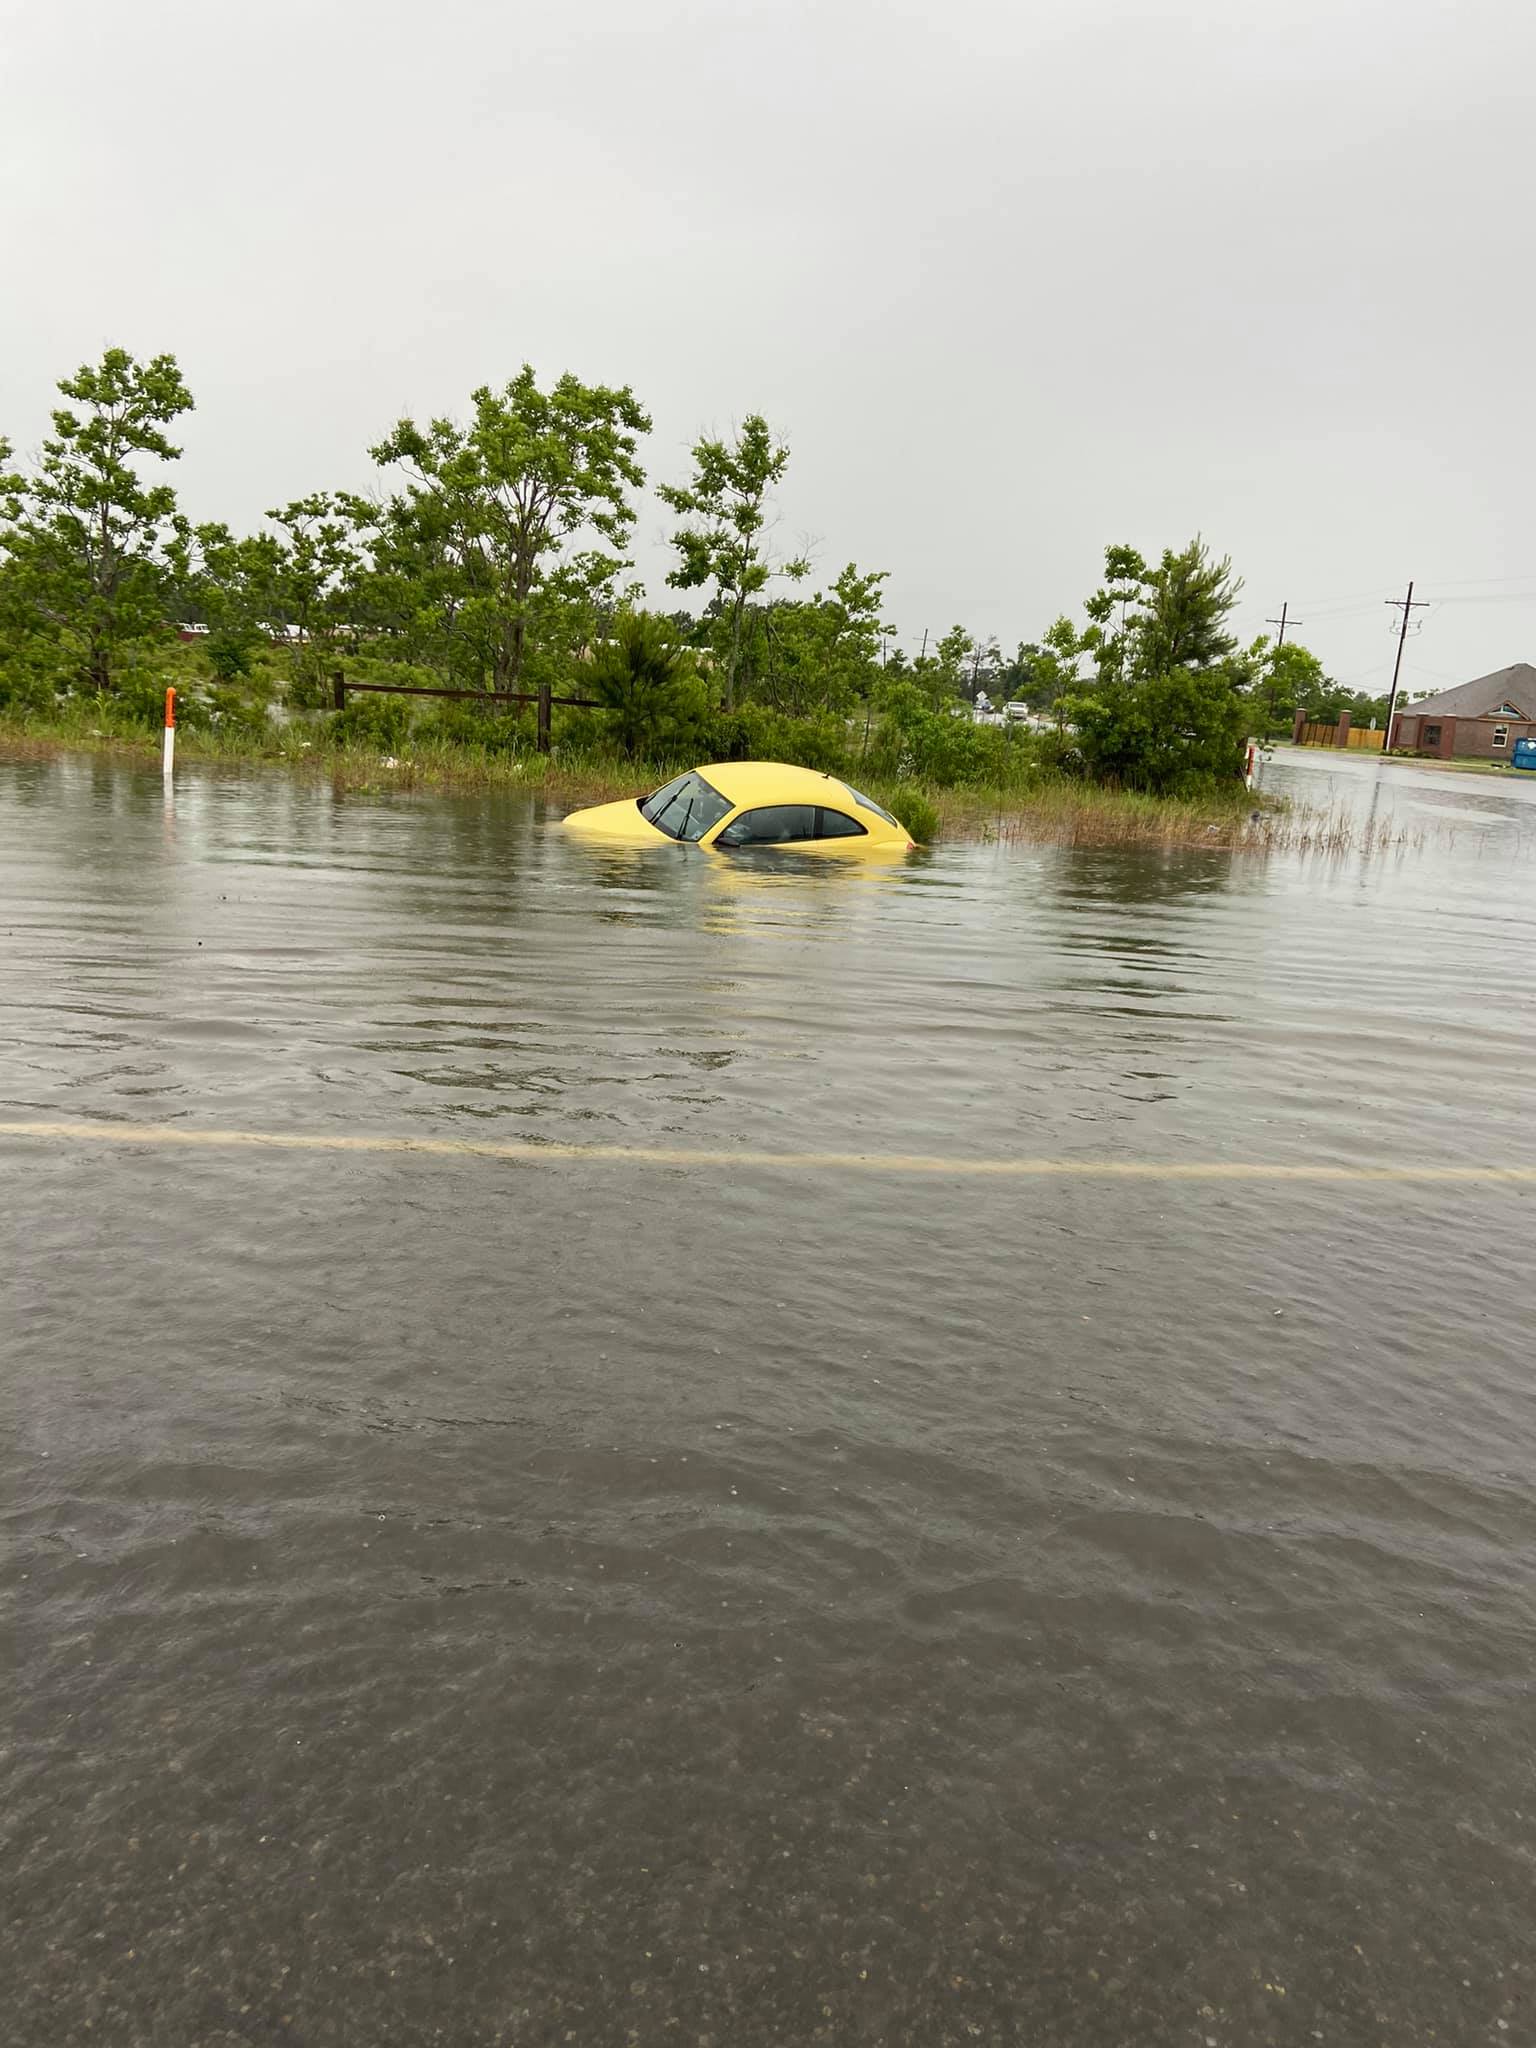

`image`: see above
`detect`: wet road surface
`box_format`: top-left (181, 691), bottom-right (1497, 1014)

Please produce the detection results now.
top-left (3, 752), bottom-right (1534, 2046)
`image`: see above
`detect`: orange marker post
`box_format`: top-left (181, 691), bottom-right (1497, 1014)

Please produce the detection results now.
top-left (163, 687), bottom-right (176, 778)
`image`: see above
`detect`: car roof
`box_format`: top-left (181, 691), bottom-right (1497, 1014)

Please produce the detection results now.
top-left (696, 761), bottom-right (864, 810)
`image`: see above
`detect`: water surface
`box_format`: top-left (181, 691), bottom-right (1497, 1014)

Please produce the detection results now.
top-left (3, 752), bottom-right (1534, 2046)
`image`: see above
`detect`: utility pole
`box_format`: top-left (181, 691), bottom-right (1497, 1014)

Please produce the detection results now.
top-left (1265, 601), bottom-right (1300, 649)
top-left (1264, 603), bottom-right (1302, 728)
top-left (1382, 582), bottom-right (1429, 747)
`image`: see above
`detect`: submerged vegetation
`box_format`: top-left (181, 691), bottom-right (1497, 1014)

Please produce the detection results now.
top-left (2, 345), bottom-right (1393, 845)
top-left (0, 688), bottom-right (1428, 859)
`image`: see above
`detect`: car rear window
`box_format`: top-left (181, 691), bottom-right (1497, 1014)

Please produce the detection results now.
top-left (639, 771), bottom-right (732, 842)
top-left (839, 783), bottom-right (899, 827)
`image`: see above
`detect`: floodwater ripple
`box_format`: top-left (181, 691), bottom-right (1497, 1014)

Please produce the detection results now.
top-left (2, 752), bottom-right (1535, 2048)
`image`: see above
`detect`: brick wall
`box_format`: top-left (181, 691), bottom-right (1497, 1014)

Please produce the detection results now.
top-left (1390, 713), bottom-right (1536, 759)
top-left (1452, 719), bottom-right (1536, 760)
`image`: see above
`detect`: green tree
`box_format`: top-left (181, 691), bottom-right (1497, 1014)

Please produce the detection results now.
top-left (1005, 617), bottom-right (1082, 711)
top-left (1133, 538), bottom-right (1241, 676)
top-left (755, 563), bottom-right (890, 717)
top-left (1312, 681), bottom-right (1389, 727)
top-left (172, 522), bottom-right (283, 679)
top-left (1081, 545), bottom-right (1148, 685)
top-left (347, 483), bottom-right (474, 683)
top-left (1061, 538), bottom-right (1255, 792)
top-left (586, 610), bottom-right (699, 757)
top-left (660, 415), bottom-right (807, 711)
top-left (0, 348), bottom-right (194, 692)
top-left (369, 369), bottom-right (651, 718)
top-left (264, 493), bottom-right (369, 678)
top-left (868, 678), bottom-right (1017, 785)
top-left (959, 636), bottom-right (1003, 704)
top-left (1066, 667), bottom-right (1251, 793)
top-left (1248, 636), bottom-right (1328, 734)
top-left (906, 624), bottom-right (975, 709)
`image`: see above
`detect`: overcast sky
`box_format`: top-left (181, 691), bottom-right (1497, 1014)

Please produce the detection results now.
top-left (4, 0), bottom-right (1532, 697)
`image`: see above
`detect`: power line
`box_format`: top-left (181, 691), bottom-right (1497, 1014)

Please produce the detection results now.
top-left (1290, 598), bottom-right (1394, 622)
top-left (1284, 578), bottom-right (1536, 619)
top-left (1414, 573), bottom-right (1536, 589)
top-left (1287, 582), bottom-right (1406, 612)
top-left (1395, 658), bottom-right (1464, 683)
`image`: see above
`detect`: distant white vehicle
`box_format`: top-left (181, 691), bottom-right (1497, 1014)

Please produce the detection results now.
top-left (1005, 700), bottom-right (1032, 723)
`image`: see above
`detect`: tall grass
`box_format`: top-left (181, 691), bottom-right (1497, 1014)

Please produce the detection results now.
top-left (0, 704), bottom-right (1421, 856)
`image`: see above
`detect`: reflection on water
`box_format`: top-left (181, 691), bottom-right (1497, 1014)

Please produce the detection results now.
top-left (3, 751), bottom-right (1535, 2047)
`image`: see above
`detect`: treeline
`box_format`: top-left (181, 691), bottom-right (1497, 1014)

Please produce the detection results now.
top-left (1, 347), bottom-right (1382, 793)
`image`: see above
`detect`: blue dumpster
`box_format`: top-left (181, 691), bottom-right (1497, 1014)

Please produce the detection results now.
top-left (1514, 737), bottom-right (1536, 772)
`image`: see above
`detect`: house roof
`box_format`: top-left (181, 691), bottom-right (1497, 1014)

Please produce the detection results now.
top-left (1394, 662), bottom-right (1536, 723)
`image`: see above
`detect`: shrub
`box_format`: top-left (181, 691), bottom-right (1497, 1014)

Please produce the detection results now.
top-left (0, 647), bottom-right (62, 716)
top-left (585, 613), bottom-right (701, 758)
top-left (330, 693), bottom-right (412, 750)
top-left (1030, 724), bottom-right (1085, 777)
top-left (202, 685), bottom-right (270, 739)
top-left (876, 782), bottom-right (939, 844)
top-left (207, 630), bottom-right (259, 681)
top-left (286, 667), bottom-right (337, 710)
top-left (705, 701), bottom-right (852, 773)
top-left (109, 674), bottom-right (176, 731)
top-left (1065, 667), bottom-right (1249, 794)
top-left (417, 703), bottom-right (528, 754)
top-left (865, 683), bottom-right (1029, 787)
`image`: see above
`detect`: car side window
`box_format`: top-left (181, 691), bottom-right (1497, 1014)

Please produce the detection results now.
top-left (717, 804), bottom-right (819, 846)
top-left (815, 808), bottom-right (866, 838)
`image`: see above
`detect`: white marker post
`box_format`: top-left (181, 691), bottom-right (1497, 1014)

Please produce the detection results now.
top-left (163, 686), bottom-right (176, 779)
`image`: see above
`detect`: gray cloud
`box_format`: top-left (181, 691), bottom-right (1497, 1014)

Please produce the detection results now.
top-left (4, 0), bottom-right (1531, 696)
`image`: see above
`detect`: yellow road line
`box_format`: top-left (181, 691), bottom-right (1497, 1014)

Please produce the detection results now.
top-left (1, 1120), bottom-right (1533, 1183)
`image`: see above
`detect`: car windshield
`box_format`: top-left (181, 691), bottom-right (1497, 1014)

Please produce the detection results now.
top-left (638, 770), bottom-right (732, 842)
top-left (839, 782), bottom-right (899, 827)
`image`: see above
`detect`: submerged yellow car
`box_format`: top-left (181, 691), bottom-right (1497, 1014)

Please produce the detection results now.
top-left (561, 762), bottom-right (916, 851)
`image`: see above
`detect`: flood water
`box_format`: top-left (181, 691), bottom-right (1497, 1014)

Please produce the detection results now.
top-left (3, 750), bottom-right (1534, 2047)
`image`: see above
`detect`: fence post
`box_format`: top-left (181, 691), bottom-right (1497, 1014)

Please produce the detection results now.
top-left (332, 670), bottom-right (347, 711)
top-left (1336, 711), bottom-right (1352, 749)
top-left (537, 680), bottom-right (552, 753)
top-left (1292, 707), bottom-right (1306, 745)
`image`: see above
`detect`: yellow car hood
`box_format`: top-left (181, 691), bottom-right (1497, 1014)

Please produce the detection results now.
top-left (559, 797), bottom-right (671, 844)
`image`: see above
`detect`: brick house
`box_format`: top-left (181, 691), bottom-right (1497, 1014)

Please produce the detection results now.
top-left (1389, 662), bottom-right (1536, 761)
